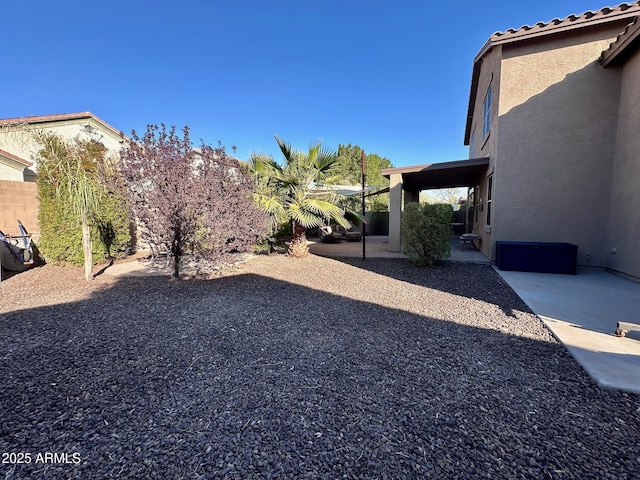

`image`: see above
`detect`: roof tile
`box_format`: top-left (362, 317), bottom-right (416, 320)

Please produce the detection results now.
top-left (0, 148), bottom-right (33, 167)
top-left (599, 14), bottom-right (640, 64)
top-left (0, 112), bottom-right (123, 138)
top-left (489, 2), bottom-right (640, 45)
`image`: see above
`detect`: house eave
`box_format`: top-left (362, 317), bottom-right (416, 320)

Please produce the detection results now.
top-left (382, 157), bottom-right (490, 191)
top-left (0, 112), bottom-right (126, 140)
top-left (464, 61), bottom-right (483, 145)
top-left (464, 2), bottom-right (640, 145)
top-left (0, 148), bottom-right (33, 168)
top-left (489, 6), bottom-right (640, 48)
top-left (600, 16), bottom-right (640, 66)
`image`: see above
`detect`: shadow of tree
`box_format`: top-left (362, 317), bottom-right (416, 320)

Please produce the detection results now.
top-left (0, 269), bottom-right (638, 478)
top-left (330, 256), bottom-right (526, 318)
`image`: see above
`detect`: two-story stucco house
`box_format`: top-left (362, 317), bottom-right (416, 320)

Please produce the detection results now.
top-left (383, 1), bottom-right (640, 282)
top-left (0, 112), bottom-right (125, 237)
top-left (0, 112), bottom-right (125, 182)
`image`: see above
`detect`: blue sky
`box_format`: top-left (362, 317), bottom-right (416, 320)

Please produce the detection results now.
top-left (2, 1), bottom-right (624, 167)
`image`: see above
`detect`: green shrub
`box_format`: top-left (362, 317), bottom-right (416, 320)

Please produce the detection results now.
top-left (36, 139), bottom-right (133, 266)
top-left (401, 202), bottom-right (453, 266)
top-left (368, 211), bottom-right (389, 235)
top-left (274, 221), bottom-right (292, 240)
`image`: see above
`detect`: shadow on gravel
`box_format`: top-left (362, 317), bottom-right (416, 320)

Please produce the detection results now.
top-left (336, 257), bottom-right (527, 318)
top-left (1, 272), bottom-right (639, 479)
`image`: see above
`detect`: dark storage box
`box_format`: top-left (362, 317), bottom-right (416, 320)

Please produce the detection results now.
top-left (495, 241), bottom-right (578, 274)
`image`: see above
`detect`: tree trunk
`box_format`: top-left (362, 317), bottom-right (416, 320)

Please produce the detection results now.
top-left (171, 233), bottom-right (181, 280)
top-left (172, 254), bottom-right (180, 279)
top-left (288, 222), bottom-right (309, 258)
top-left (82, 218), bottom-right (92, 281)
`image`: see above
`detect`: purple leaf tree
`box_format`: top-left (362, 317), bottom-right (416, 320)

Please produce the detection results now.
top-left (120, 124), bottom-right (266, 279)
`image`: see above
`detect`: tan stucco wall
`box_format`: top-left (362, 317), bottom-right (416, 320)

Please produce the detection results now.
top-left (0, 160), bottom-right (26, 182)
top-left (494, 28), bottom-right (624, 267)
top-left (387, 173), bottom-right (403, 252)
top-left (468, 46), bottom-right (502, 260)
top-left (606, 46), bottom-right (640, 280)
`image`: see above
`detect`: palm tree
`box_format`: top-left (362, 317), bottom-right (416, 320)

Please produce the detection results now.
top-left (250, 135), bottom-right (353, 257)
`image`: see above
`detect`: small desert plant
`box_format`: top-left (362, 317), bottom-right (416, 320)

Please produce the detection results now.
top-left (401, 202), bottom-right (453, 266)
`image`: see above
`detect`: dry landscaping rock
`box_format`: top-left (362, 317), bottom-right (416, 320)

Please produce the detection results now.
top-left (0, 256), bottom-right (638, 478)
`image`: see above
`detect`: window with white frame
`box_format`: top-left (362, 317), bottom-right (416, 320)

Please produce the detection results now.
top-left (482, 85), bottom-right (492, 140)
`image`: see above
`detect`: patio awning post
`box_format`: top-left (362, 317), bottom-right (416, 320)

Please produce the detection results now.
top-left (361, 150), bottom-right (366, 261)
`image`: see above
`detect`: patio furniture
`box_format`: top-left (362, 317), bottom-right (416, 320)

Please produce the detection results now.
top-left (149, 242), bottom-right (172, 266)
top-left (615, 321), bottom-right (640, 338)
top-left (459, 233), bottom-right (480, 250)
top-left (0, 220), bottom-right (35, 280)
top-left (319, 226), bottom-right (342, 243)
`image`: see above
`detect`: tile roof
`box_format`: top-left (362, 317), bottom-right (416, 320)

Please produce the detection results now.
top-left (475, 2), bottom-right (640, 61)
top-left (0, 112), bottom-right (123, 138)
top-left (599, 14), bottom-right (640, 65)
top-left (0, 148), bottom-right (33, 167)
top-left (490, 2), bottom-right (640, 44)
top-left (466, 2), bottom-right (640, 144)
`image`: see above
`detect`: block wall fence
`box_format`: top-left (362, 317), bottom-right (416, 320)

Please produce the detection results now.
top-left (0, 180), bottom-right (39, 238)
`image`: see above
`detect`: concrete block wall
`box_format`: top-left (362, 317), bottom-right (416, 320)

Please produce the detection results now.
top-left (0, 180), bottom-right (39, 238)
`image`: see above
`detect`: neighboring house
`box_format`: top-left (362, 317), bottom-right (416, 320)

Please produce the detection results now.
top-left (0, 112), bottom-right (125, 182)
top-left (0, 112), bottom-right (125, 238)
top-left (0, 148), bottom-right (35, 182)
top-left (383, 1), bottom-right (640, 282)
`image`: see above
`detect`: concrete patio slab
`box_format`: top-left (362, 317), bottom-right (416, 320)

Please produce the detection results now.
top-left (497, 268), bottom-right (640, 393)
top-left (308, 235), bottom-right (490, 263)
top-left (308, 235), bottom-right (406, 259)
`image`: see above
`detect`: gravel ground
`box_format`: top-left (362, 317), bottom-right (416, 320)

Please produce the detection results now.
top-left (1, 255), bottom-right (639, 479)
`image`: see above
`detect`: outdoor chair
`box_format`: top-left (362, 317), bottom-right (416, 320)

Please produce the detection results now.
top-left (319, 226), bottom-right (342, 243)
top-left (149, 242), bottom-right (172, 266)
top-left (459, 233), bottom-right (481, 250)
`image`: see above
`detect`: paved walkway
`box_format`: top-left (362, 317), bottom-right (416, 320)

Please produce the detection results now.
top-left (497, 269), bottom-right (640, 394)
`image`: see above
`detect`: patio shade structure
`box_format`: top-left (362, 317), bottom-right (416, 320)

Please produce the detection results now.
top-left (309, 184), bottom-right (383, 196)
top-left (381, 157), bottom-right (489, 252)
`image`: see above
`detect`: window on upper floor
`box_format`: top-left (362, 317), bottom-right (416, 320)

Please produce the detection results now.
top-left (482, 85), bottom-right (492, 140)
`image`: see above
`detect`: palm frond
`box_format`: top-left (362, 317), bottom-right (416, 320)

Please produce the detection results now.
top-left (253, 193), bottom-right (286, 232)
top-left (313, 147), bottom-right (339, 173)
top-left (254, 193), bottom-right (286, 216)
top-left (300, 198), bottom-right (344, 220)
top-left (249, 153), bottom-right (281, 177)
top-left (275, 135), bottom-right (300, 167)
top-left (288, 204), bottom-right (324, 229)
